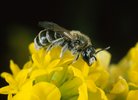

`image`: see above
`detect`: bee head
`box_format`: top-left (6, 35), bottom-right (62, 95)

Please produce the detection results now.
top-left (81, 46), bottom-right (110, 66)
top-left (81, 45), bottom-right (97, 66)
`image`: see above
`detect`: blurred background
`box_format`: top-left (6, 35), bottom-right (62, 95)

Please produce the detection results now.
top-left (0, 0), bottom-right (138, 99)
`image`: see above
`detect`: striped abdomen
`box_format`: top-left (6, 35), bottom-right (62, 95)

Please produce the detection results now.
top-left (34, 29), bottom-right (63, 49)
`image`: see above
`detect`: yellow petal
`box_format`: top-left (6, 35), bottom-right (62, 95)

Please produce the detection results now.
top-left (61, 48), bottom-right (74, 60)
top-left (87, 72), bottom-right (101, 82)
top-left (31, 82), bottom-right (61, 100)
top-left (10, 60), bottom-right (20, 77)
top-left (20, 79), bottom-right (33, 91)
top-left (109, 64), bottom-right (124, 81)
top-left (58, 57), bottom-right (73, 66)
top-left (1, 72), bottom-right (16, 85)
top-left (129, 82), bottom-right (138, 90)
top-left (43, 52), bottom-right (51, 66)
top-left (34, 74), bottom-right (49, 84)
top-left (8, 94), bottom-right (13, 100)
top-left (49, 46), bottom-right (73, 61)
top-left (47, 59), bottom-right (60, 72)
top-left (12, 80), bottom-right (33, 100)
top-left (127, 90), bottom-right (138, 100)
top-left (15, 69), bottom-right (29, 87)
top-left (48, 66), bottom-right (63, 73)
top-left (81, 63), bottom-right (89, 78)
top-left (110, 76), bottom-right (128, 94)
top-left (96, 50), bottom-right (111, 68)
top-left (72, 57), bottom-right (86, 70)
top-left (0, 86), bottom-right (17, 95)
top-left (128, 70), bottom-right (138, 84)
top-left (88, 64), bottom-right (109, 89)
top-left (69, 66), bottom-right (84, 81)
top-left (127, 43), bottom-right (138, 63)
top-left (32, 50), bottom-right (51, 68)
top-left (12, 89), bottom-right (32, 100)
top-left (29, 43), bottom-right (37, 54)
top-left (97, 88), bottom-right (108, 100)
top-left (30, 69), bottom-right (48, 79)
top-left (0, 86), bottom-right (12, 94)
top-left (49, 46), bottom-right (61, 59)
top-left (32, 54), bottom-right (42, 67)
top-left (78, 83), bottom-right (88, 100)
top-left (59, 77), bottom-right (81, 99)
top-left (51, 67), bottom-right (68, 87)
top-left (13, 90), bottom-right (32, 100)
top-left (86, 80), bottom-right (97, 92)
top-left (88, 87), bottom-right (107, 100)
top-left (23, 60), bottom-right (33, 69)
top-left (31, 67), bottom-right (63, 85)
top-left (95, 69), bottom-right (109, 89)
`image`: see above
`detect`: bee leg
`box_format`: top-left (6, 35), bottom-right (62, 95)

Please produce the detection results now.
top-left (60, 43), bottom-right (68, 58)
top-left (46, 38), bottom-right (64, 53)
top-left (72, 53), bottom-right (80, 63)
top-left (46, 43), bottom-right (54, 53)
top-left (71, 48), bottom-right (77, 55)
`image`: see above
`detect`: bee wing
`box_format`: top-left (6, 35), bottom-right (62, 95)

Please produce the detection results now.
top-left (39, 21), bottom-right (73, 39)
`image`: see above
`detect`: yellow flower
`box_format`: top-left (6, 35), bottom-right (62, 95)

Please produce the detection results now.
top-left (109, 43), bottom-right (138, 83)
top-left (127, 90), bottom-right (138, 100)
top-left (107, 76), bottom-right (128, 100)
top-left (1, 42), bottom-right (138, 100)
top-left (0, 60), bottom-right (31, 100)
top-left (127, 43), bottom-right (138, 85)
top-left (12, 82), bottom-right (61, 100)
top-left (108, 43), bottom-right (138, 100)
top-left (0, 43), bottom-right (111, 100)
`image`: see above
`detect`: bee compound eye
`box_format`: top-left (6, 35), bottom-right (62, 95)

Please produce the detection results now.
top-left (86, 48), bottom-right (91, 55)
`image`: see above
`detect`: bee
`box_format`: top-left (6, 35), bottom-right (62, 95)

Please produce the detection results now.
top-left (34, 21), bottom-right (110, 66)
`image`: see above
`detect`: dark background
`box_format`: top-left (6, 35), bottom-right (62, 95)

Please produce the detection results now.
top-left (0, 0), bottom-right (138, 99)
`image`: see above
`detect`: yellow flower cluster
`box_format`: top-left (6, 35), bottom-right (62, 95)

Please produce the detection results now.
top-left (0, 43), bottom-right (138, 100)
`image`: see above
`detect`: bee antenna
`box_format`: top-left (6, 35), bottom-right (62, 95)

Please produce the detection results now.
top-left (95, 46), bottom-right (110, 54)
top-left (94, 56), bottom-right (97, 61)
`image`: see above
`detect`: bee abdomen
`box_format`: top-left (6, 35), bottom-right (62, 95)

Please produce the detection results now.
top-left (34, 29), bottom-right (63, 49)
